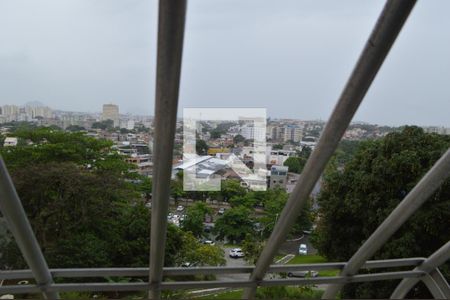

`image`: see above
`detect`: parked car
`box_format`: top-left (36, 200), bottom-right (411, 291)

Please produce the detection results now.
top-left (181, 262), bottom-right (197, 268)
top-left (201, 239), bottom-right (215, 246)
top-left (299, 244), bottom-right (308, 255)
top-left (204, 214), bottom-right (212, 223)
top-left (229, 248), bottom-right (244, 258)
top-left (218, 207), bottom-right (226, 215)
top-left (287, 270), bottom-right (319, 278)
top-left (176, 205), bottom-right (184, 212)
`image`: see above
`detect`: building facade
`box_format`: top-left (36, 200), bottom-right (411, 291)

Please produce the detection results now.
top-left (102, 104), bottom-right (119, 127)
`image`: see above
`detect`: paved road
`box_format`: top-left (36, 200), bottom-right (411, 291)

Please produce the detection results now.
top-left (279, 234), bottom-right (317, 256)
top-left (217, 246), bottom-right (250, 282)
top-left (217, 246), bottom-right (297, 282)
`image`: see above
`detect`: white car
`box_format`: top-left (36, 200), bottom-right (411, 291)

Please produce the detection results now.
top-left (201, 239), bottom-right (215, 246)
top-left (229, 248), bottom-right (244, 258)
top-left (299, 244), bottom-right (308, 255)
top-left (176, 205), bottom-right (184, 212)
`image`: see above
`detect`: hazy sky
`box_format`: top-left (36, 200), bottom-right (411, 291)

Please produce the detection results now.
top-left (0, 0), bottom-right (449, 126)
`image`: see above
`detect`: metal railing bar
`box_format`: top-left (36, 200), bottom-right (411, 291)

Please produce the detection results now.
top-left (243, 0), bottom-right (418, 298)
top-left (259, 271), bottom-right (425, 287)
top-left (391, 241), bottom-right (450, 299)
top-left (0, 271), bottom-right (426, 294)
top-left (0, 258), bottom-right (425, 280)
top-left (363, 258), bottom-right (425, 269)
top-left (324, 150), bottom-right (450, 299)
top-left (149, 0), bottom-right (187, 299)
top-left (0, 158), bottom-right (59, 299)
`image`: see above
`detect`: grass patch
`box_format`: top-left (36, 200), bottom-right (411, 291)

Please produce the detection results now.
top-left (287, 255), bottom-right (339, 277)
top-left (203, 289), bottom-right (243, 299)
top-left (287, 255), bottom-right (327, 264)
top-left (207, 287), bottom-right (324, 299)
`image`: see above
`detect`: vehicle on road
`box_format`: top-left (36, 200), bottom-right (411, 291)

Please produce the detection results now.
top-left (181, 262), bottom-right (197, 268)
top-left (218, 207), bottom-right (226, 215)
top-left (299, 244), bottom-right (308, 255)
top-left (229, 248), bottom-right (244, 258)
top-left (176, 205), bottom-right (184, 212)
top-left (287, 270), bottom-right (318, 278)
top-left (201, 239), bottom-right (215, 246)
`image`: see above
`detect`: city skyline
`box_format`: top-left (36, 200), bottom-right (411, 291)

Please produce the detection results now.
top-left (0, 1), bottom-right (449, 126)
top-left (1, 101), bottom-right (450, 129)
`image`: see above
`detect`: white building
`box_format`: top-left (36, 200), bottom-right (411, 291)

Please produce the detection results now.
top-left (240, 124), bottom-right (265, 141)
top-left (1, 105), bottom-right (20, 121)
top-left (268, 149), bottom-right (295, 165)
top-left (282, 126), bottom-right (303, 143)
top-left (3, 137), bottom-right (18, 147)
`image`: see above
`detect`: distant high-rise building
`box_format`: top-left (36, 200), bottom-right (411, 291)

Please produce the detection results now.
top-left (102, 104), bottom-right (119, 127)
top-left (282, 125), bottom-right (303, 143)
top-left (240, 124), bottom-right (265, 141)
top-left (25, 104), bottom-right (52, 119)
top-left (1, 105), bottom-right (20, 121)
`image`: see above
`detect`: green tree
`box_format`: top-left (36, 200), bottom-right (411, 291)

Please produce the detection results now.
top-left (65, 125), bottom-right (86, 132)
top-left (0, 128), bottom-right (193, 270)
top-left (242, 234), bottom-right (265, 265)
top-left (233, 134), bottom-right (245, 144)
top-left (229, 193), bottom-right (257, 208)
top-left (181, 202), bottom-right (212, 237)
top-left (220, 179), bottom-right (246, 202)
top-left (272, 144), bottom-right (283, 150)
top-left (214, 206), bottom-right (255, 243)
top-left (299, 146), bottom-right (312, 159)
top-left (92, 120), bottom-right (114, 130)
top-left (177, 232), bottom-right (225, 267)
top-left (210, 129), bottom-right (222, 139)
top-left (259, 189), bottom-right (311, 238)
top-left (283, 157), bottom-right (306, 173)
top-left (312, 127), bottom-right (450, 299)
top-left (196, 139), bottom-right (208, 155)
top-left (1, 127), bottom-right (132, 176)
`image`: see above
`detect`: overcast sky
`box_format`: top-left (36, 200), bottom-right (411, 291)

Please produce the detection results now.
top-left (0, 0), bottom-right (449, 126)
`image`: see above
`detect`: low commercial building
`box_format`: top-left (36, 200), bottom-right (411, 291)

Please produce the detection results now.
top-left (269, 165), bottom-right (288, 190)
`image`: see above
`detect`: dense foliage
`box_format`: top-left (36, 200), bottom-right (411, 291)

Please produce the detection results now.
top-left (312, 127), bottom-right (450, 298)
top-left (181, 202), bottom-right (213, 237)
top-left (213, 206), bottom-right (255, 243)
top-left (0, 128), bottom-right (223, 270)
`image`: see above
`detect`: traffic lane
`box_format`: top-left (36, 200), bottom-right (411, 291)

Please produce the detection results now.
top-left (279, 234), bottom-right (317, 255)
top-left (217, 247), bottom-right (291, 281)
top-left (217, 246), bottom-right (250, 281)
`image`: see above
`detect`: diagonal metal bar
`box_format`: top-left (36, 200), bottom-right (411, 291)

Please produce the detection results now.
top-left (0, 158), bottom-right (59, 299)
top-left (391, 241), bottom-right (450, 299)
top-left (421, 273), bottom-right (447, 299)
top-left (428, 269), bottom-right (450, 299)
top-left (243, 0), bottom-right (417, 298)
top-left (149, 0), bottom-right (187, 299)
top-left (323, 149), bottom-right (450, 299)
